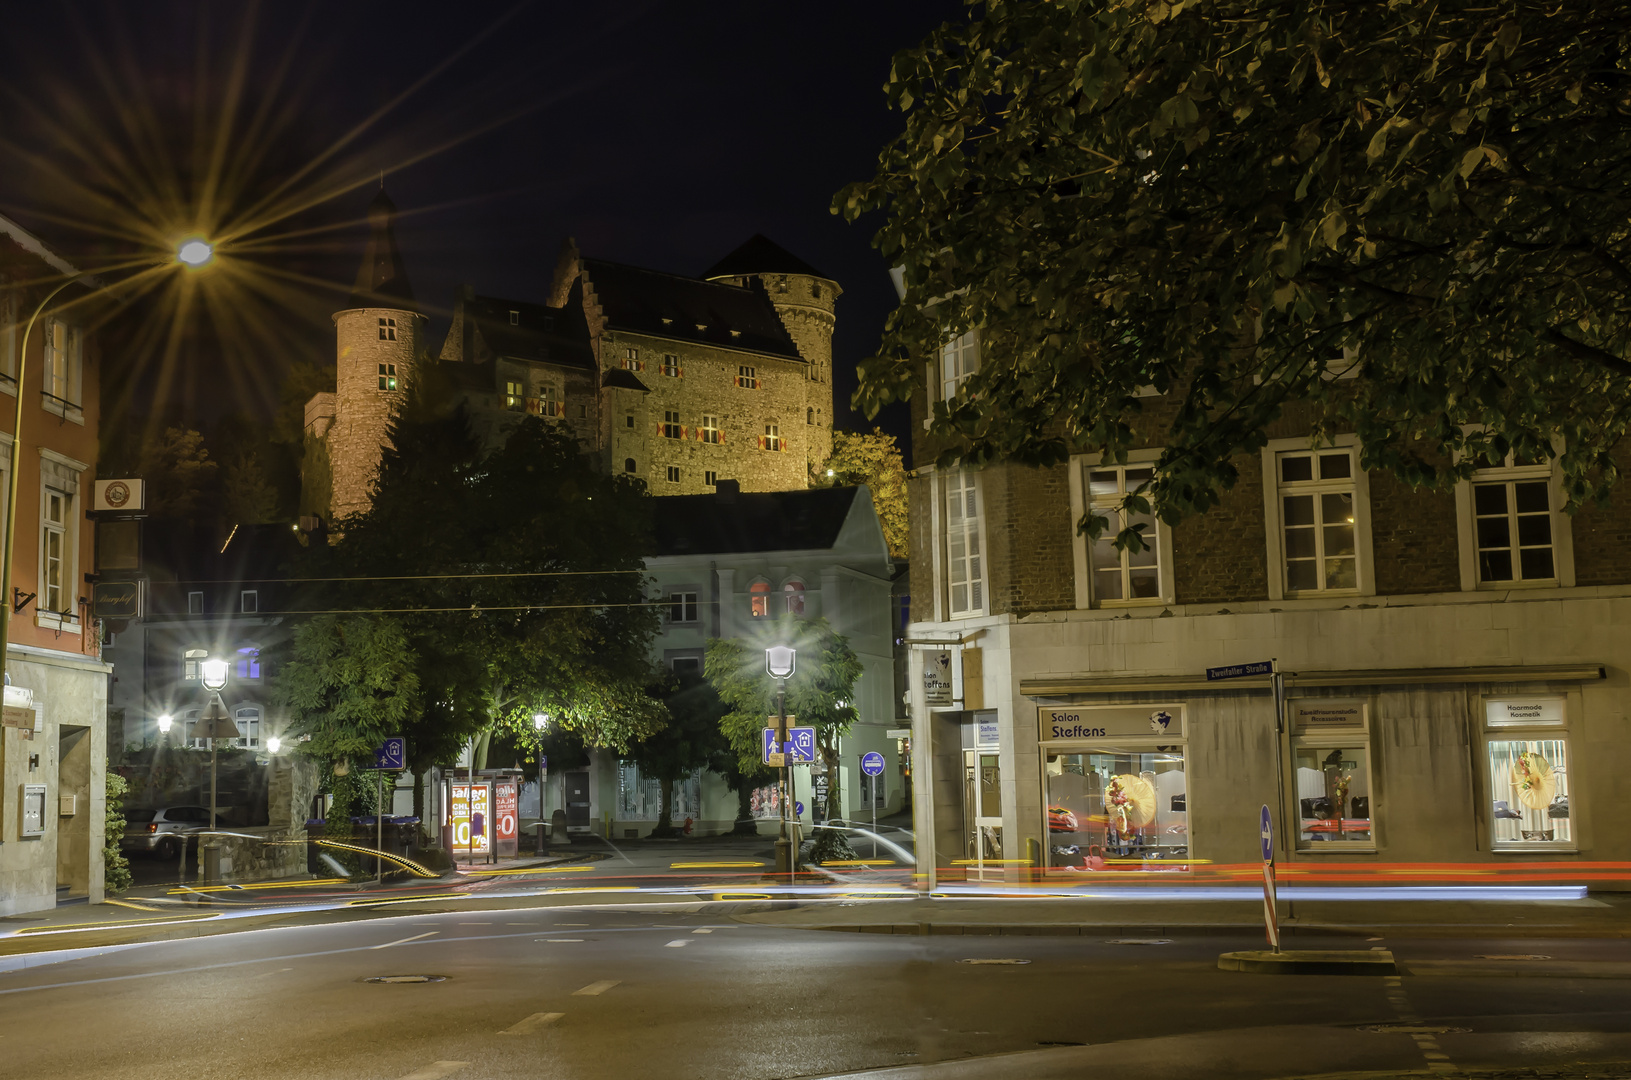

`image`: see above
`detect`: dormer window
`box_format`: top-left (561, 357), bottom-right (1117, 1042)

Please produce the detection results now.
top-left (378, 317), bottom-right (397, 341)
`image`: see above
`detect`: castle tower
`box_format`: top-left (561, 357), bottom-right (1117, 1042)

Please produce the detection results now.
top-left (328, 186), bottom-right (424, 519)
top-left (704, 235), bottom-right (841, 467)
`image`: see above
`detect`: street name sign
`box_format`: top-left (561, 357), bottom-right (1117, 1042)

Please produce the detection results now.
top-left (1206, 661), bottom-right (1273, 681)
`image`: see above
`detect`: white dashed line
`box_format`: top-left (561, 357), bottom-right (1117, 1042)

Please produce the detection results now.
top-left (498, 1012), bottom-right (564, 1035)
top-left (371, 931), bottom-right (439, 950)
top-left (395, 1062), bottom-right (469, 1080)
top-left (538, 938), bottom-right (584, 943)
top-left (691, 929), bottom-right (712, 934)
top-left (665, 940), bottom-right (691, 948)
top-left (572, 980), bottom-right (620, 996)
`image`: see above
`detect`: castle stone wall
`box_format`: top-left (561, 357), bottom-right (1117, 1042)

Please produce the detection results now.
top-left (330, 307), bottom-right (421, 520)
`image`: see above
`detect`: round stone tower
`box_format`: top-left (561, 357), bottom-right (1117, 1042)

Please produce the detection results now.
top-left (329, 186), bottom-right (424, 520)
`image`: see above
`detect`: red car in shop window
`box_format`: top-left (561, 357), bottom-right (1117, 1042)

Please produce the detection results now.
top-left (1047, 806), bottom-right (1079, 833)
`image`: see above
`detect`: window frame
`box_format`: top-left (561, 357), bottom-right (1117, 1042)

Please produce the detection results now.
top-left (661, 354), bottom-right (680, 377)
top-left (666, 590), bottom-right (700, 624)
top-left (665, 465), bottom-right (681, 484)
top-left (700, 415), bottom-right (722, 444)
top-left (622, 347), bottom-right (643, 372)
top-left (939, 331), bottom-right (979, 403)
top-left (377, 316), bottom-right (398, 342)
top-left (736, 365), bottom-right (758, 389)
top-left (1260, 436), bottom-right (1375, 602)
top-left (762, 423), bottom-right (783, 452)
top-left (1068, 451), bottom-right (1174, 609)
top-left (783, 580), bottom-right (806, 615)
top-left (241, 590), bottom-right (258, 614)
top-left (1480, 693), bottom-right (1578, 852)
top-left (943, 467), bottom-right (988, 619)
top-left (39, 486), bottom-right (70, 616)
top-left (661, 410), bottom-right (682, 439)
top-left (748, 581), bottom-right (771, 618)
top-left (41, 318), bottom-right (83, 419)
top-left (187, 591), bottom-right (204, 615)
top-left (378, 363), bottom-right (398, 391)
top-left (1454, 452), bottom-right (1574, 591)
top-left (704, 470), bottom-right (718, 487)
top-left (1288, 701), bottom-right (1377, 853)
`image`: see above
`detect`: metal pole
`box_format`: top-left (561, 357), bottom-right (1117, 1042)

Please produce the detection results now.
top-left (207, 737), bottom-right (218, 883)
top-left (778, 682), bottom-right (791, 884)
top-left (871, 756), bottom-right (878, 862)
top-left (1270, 657), bottom-right (1291, 924)
top-left (376, 768), bottom-right (384, 884)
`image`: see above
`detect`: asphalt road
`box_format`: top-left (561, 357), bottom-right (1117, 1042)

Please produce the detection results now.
top-left (6, 898), bottom-right (1631, 1080)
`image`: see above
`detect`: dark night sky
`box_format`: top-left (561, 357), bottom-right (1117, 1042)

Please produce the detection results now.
top-left (0, 1), bottom-right (961, 460)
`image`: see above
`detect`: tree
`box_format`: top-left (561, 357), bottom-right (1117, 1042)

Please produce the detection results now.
top-left (138, 426), bottom-right (219, 523)
top-left (705, 614), bottom-right (863, 862)
top-left (221, 450), bottom-right (281, 524)
top-left (839, 1), bottom-right (1631, 550)
top-left (815, 430), bottom-right (909, 558)
top-left (103, 769), bottom-right (132, 894)
top-left (626, 671), bottom-right (732, 837)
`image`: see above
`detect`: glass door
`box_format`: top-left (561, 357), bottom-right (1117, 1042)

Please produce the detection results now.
top-left (962, 750), bottom-right (1004, 879)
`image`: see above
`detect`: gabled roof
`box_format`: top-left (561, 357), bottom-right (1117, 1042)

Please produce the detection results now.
top-left (653, 487), bottom-right (860, 556)
top-left (347, 187), bottom-right (418, 312)
top-left (581, 259), bottom-right (802, 362)
top-left (704, 234), bottom-right (829, 281)
top-left (463, 293), bottom-right (595, 371)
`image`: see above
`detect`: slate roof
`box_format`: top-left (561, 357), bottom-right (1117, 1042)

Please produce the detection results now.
top-left (652, 487), bottom-right (859, 557)
top-left (602, 368), bottom-right (650, 392)
top-left (581, 259), bottom-right (802, 362)
top-left (348, 187), bottom-right (418, 312)
top-left (704, 234), bottom-right (829, 281)
top-left (463, 293), bottom-right (595, 371)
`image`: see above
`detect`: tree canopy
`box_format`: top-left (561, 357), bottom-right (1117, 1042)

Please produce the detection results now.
top-left (815, 429), bottom-right (910, 559)
top-left (839, 0), bottom-right (1631, 546)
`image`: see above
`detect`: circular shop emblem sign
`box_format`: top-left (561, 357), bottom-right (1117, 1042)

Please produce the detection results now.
top-left (104, 481), bottom-right (131, 508)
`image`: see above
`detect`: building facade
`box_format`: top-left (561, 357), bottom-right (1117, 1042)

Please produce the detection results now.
top-left (0, 215), bottom-right (110, 915)
top-left (907, 330), bottom-right (1631, 886)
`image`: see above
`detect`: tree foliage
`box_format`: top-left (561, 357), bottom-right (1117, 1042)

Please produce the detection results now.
top-left (277, 614), bottom-right (422, 765)
top-left (840, 0), bottom-right (1631, 548)
top-left (103, 768), bottom-right (131, 894)
top-left (137, 426), bottom-right (219, 523)
top-left (626, 671), bottom-right (732, 836)
top-left (815, 429), bottom-right (909, 558)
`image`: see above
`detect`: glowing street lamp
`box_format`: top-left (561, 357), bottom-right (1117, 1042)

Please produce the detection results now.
top-left (200, 657), bottom-right (229, 692)
top-left (766, 644), bottom-right (797, 882)
top-left (533, 712), bottom-right (549, 731)
top-left (176, 239), bottom-right (214, 267)
top-left (265, 735), bottom-right (281, 754)
top-left (765, 645), bottom-right (796, 681)
top-left (157, 713), bottom-right (173, 735)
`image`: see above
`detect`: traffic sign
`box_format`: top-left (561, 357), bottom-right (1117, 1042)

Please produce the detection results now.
top-left (860, 751), bottom-right (886, 777)
top-left (1260, 803), bottom-right (1274, 863)
top-left (1260, 803), bottom-right (1279, 951)
top-left (763, 725), bottom-right (816, 764)
top-left (370, 736), bottom-right (405, 771)
top-left (1207, 661), bottom-right (1273, 681)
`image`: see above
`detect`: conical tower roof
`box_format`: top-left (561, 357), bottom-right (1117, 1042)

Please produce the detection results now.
top-left (346, 186), bottom-right (418, 312)
top-left (703, 234), bottom-right (828, 281)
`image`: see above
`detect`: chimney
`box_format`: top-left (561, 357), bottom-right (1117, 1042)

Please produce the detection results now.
top-left (714, 479), bottom-right (739, 501)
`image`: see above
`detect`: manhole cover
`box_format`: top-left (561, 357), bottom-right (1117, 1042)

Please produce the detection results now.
top-left (1359, 1025), bottom-right (1471, 1034)
top-left (958, 958), bottom-right (1031, 965)
top-left (1106, 938), bottom-right (1171, 945)
top-left (363, 975), bottom-right (447, 984)
top-left (1474, 954), bottom-right (1552, 961)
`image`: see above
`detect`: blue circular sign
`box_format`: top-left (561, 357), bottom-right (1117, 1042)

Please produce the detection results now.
top-left (1260, 804), bottom-right (1274, 862)
top-left (861, 752), bottom-right (886, 777)
top-left (795, 801), bottom-right (805, 816)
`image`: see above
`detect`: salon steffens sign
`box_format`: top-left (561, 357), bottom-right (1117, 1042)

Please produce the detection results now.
top-left (1039, 704), bottom-right (1184, 741)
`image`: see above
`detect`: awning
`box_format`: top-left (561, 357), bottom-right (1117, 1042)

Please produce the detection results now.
top-left (1020, 664), bottom-right (1606, 698)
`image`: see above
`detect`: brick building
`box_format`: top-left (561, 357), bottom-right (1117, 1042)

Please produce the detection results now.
top-left (906, 330), bottom-right (1631, 885)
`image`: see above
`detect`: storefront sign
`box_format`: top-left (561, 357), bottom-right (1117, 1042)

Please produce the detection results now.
top-left (1486, 697), bottom-right (1565, 727)
top-left (976, 715), bottom-right (1000, 749)
top-left (1291, 702), bottom-right (1367, 731)
top-left (924, 652), bottom-right (954, 707)
top-left (1038, 704), bottom-right (1184, 741)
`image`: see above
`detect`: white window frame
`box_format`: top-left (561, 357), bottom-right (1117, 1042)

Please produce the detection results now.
top-left (0, 291), bottom-right (16, 390)
top-left (662, 410), bottom-right (682, 439)
top-left (41, 319), bottom-right (83, 422)
top-left (1454, 453), bottom-right (1574, 591)
top-left (1068, 450), bottom-right (1174, 609)
top-left (1260, 436), bottom-right (1375, 601)
top-left (183, 648), bottom-right (207, 679)
top-left (701, 415), bottom-right (722, 444)
top-left (378, 316), bottom-right (398, 341)
top-left (39, 486), bottom-right (70, 618)
top-left (943, 467), bottom-right (987, 618)
top-left (378, 363), bottom-right (397, 391)
top-left (736, 365), bottom-right (758, 389)
top-left (762, 423), bottom-right (783, 452)
top-left (667, 590), bottom-right (700, 624)
top-left (1480, 693), bottom-right (1578, 853)
top-left (940, 330), bottom-right (979, 403)
top-left (234, 707), bottom-right (262, 749)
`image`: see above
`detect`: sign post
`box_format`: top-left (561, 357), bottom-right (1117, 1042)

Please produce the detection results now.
top-left (366, 737), bottom-right (406, 883)
top-left (861, 751), bottom-right (886, 860)
top-left (1260, 803), bottom-right (1280, 953)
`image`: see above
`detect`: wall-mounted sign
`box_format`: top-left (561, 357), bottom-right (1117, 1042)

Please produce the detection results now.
top-left (1291, 701), bottom-right (1367, 731)
top-left (92, 580), bottom-right (141, 619)
top-left (975, 714), bottom-right (1000, 749)
top-left (923, 651), bottom-right (953, 707)
top-left (1038, 704), bottom-right (1184, 742)
top-left (93, 478), bottom-right (145, 512)
top-left (1486, 697), bottom-right (1566, 727)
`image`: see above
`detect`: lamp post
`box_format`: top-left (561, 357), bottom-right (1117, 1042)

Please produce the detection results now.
top-left (765, 645), bottom-right (796, 883)
top-left (533, 712), bottom-right (549, 855)
top-left (0, 241), bottom-right (213, 687)
top-left (196, 656), bottom-right (238, 882)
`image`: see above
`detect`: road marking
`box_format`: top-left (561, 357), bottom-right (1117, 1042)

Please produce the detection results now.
top-left (396, 1063), bottom-right (469, 1080)
top-left (498, 1012), bottom-right (563, 1035)
top-left (102, 899), bottom-right (162, 912)
top-left (458, 922), bottom-right (493, 926)
top-left (572, 980), bottom-right (620, 996)
top-left (691, 928), bottom-right (712, 934)
top-left (251, 967), bottom-right (294, 979)
top-left (539, 939), bottom-right (584, 943)
top-left (371, 931), bottom-right (439, 950)
top-left (665, 939), bottom-right (690, 948)
top-left (670, 861), bottom-right (764, 869)
top-left (555, 923), bottom-right (589, 926)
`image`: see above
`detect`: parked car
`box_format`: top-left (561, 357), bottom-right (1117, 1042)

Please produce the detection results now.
top-left (122, 805), bottom-right (213, 860)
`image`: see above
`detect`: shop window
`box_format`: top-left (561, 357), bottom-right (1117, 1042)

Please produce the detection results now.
top-left (944, 468), bottom-right (984, 617)
top-left (1290, 701), bottom-right (1374, 849)
top-left (1044, 747), bottom-right (1187, 869)
top-left (749, 581), bottom-right (770, 618)
top-left (616, 761), bottom-right (701, 820)
top-left (1273, 445), bottom-right (1362, 595)
top-left (1484, 696), bottom-right (1572, 848)
top-left (783, 580), bottom-right (805, 615)
top-left (1085, 462), bottom-right (1165, 605)
top-left (940, 330), bottom-right (978, 402)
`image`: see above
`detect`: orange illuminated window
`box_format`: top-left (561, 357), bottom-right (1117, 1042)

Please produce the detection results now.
top-left (749, 582), bottom-right (770, 618)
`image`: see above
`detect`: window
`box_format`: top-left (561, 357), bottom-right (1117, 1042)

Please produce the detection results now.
top-left (43, 319), bottom-right (80, 406)
top-left (1484, 696), bottom-right (1572, 849)
top-left (668, 592), bottom-right (699, 623)
top-left (701, 415), bottom-right (721, 444)
top-left (736, 366), bottom-right (758, 389)
top-left (945, 469), bottom-right (984, 616)
top-left (1043, 745), bottom-right (1188, 870)
top-left (1086, 464), bottom-right (1162, 604)
top-left (662, 354), bottom-right (680, 377)
top-left (509, 310), bottom-right (519, 326)
top-left (666, 466), bottom-right (681, 483)
top-left (182, 708), bottom-right (204, 748)
top-left (505, 380), bottom-right (524, 411)
top-left (576, 404), bottom-right (588, 420)
top-left (662, 410), bottom-right (682, 439)
top-left (940, 331), bottom-right (979, 402)
top-left (234, 707), bottom-right (261, 749)
top-left (1466, 453), bottom-right (1559, 585)
top-left (533, 383), bottom-right (561, 418)
top-left (0, 292), bottom-right (16, 383)
top-left (704, 470), bottom-right (718, 487)
top-left (807, 407), bottom-right (814, 425)
top-left (41, 488), bottom-right (67, 613)
top-left (236, 647), bottom-right (261, 680)
top-left (762, 423), bottom-right (783, 452)
top-left (378, 317), bottom-right (397, 341)
top-left (670, 656), bottom-right (702, 675)
top-left (1290, 701), bottom-right (1374, 849)
top-left (377, 363), bottom-right (397, 391)
top-left (182, 648), bottom-right (208, 680)
top-left (625, 414), bottom-right (636, 429)
top-left (622, 347), bottom-right (642, 372)
top-left (783, 581), bottom-right (805, 615)
top-left (240, 590), bottom-right (258, 614)
top-left (188, 591), bottom-right (204, 615)
top-left (1277, 448), bottom-right (1357, 593)
top-left (749, 581), bottom-right (770, 618)
top-left (623, 458), bottom-right (637, 474)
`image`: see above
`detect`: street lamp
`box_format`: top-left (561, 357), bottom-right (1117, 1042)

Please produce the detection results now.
top-left (193, 656), bottom-right (238, 882)
top-left (157, 714), bottom-right (173, 735)
top-left (176, 239), bottom-right (214, 267)
top-left (766, 645), bottom-right (796, 882)
top-left (265, 735), bottom-right (281, 754)
top-left (532, 713), bottom-right (549, 854)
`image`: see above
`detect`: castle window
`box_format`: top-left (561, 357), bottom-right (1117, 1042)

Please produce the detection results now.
top-left (705, 470), bottom-right (718, 487)
top-left (509, 310), bottom-right (519, 325)
top-left (378, 317), bottom-right (397, 342)
top-left (625, 413), bottom-right (635, 429)
top-left (701, 415), bottom-right (721, 444)
top-left (762, 423), bottom-right (783, 452)
top-left (662, 354), bottom-right (680, 377)
top-left (377, 363), bottom-right (397, 391)
top-left (749, 581), bottom-right (771, 618)
top-left (577, 404), bottom-right (588, 419)
top-left (807, 407), bottom-right (814, 425)
top-left (666, 466), bottom-right (681, 483)
top-left (662, 410), bottom-right (683, 439)
top-left (623, 347), bottom-right (643, 372)
top-left (624, 458), bottom-right (637, 474)
top-left (812, 283), bottom-right (821, 299)
top-left (736, 366), bottom-right (758, 389)
top-left (535, 384), bottom-right (560, 418)
top-left (505, 381), bottom-right (524, 411)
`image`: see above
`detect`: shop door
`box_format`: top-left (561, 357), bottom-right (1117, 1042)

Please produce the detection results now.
top-left (962, 750), bottom-right (1003, 879)
top-left (564, 771), bottom-right (591, 833)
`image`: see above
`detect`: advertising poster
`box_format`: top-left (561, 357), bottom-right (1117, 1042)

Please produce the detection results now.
top-left (447, 782), bottom-right (492, 858)
top-left (495, 780), bottom-right (519, 856)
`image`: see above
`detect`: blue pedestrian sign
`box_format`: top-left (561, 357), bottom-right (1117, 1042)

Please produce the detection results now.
top-left (1208, 661), bottom-right (1273, 681)
top-left (1260, 804), bottom-right (1274, 863)
top-left (371, 737), bottom-right (405, 771)
top-left (787, 726), bottom-right (815, 764)
top-left (860, 751), bottom-right (886, 777)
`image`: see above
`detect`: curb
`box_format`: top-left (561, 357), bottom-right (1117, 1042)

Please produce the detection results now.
top-left (1218, 948), bottom-right (1396, 975)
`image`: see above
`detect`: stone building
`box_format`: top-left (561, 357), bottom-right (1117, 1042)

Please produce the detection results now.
top-left (906, 328), bottom-right (1631, 887)
top-left (306, 191), bottom-right (841, 516)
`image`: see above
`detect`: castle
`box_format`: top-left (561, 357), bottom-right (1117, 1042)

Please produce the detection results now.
top-left (305, 187), bottom-right (841, 518)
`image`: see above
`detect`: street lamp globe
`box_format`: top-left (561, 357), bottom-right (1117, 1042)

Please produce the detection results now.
top-left (200, 658), bottom-right (229, 692)
top-left (265, 735), bottom-right (281, 754)
top-left (157, 714), bottom-right (172, 734)
top-left (533, 713), bottom-right (549, 731)
top-left (176, 239), bottom-right (214, 267)
top-left (765, 645), bottom-right (796, 680)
